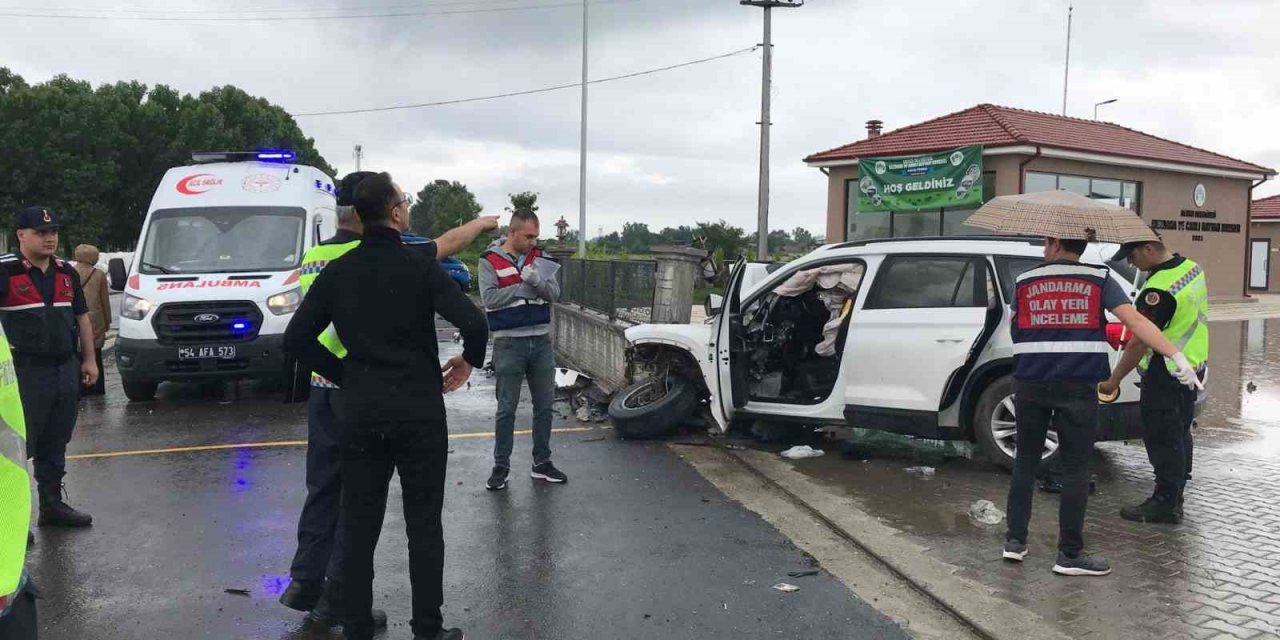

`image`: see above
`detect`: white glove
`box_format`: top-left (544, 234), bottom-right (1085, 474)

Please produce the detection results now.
top-left (1170, 352), bottom-right (1203, 391)
top-left (521, 264), bottom-right (541, 286)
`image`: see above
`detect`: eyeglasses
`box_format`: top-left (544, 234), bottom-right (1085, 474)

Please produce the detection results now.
top-left (395, 193), bottom-right (414, 209)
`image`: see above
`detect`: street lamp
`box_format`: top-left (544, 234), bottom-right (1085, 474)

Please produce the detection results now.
top-left (1093, 98), bottom-right (1117, 120)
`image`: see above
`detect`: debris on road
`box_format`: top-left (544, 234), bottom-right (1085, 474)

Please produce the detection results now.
top-left (968, 499), bottom-right (1005, 525)
top-left (223, 588), bottom-right (250, 596)
top-left (904, 465), bottom-right (936, 477)
top-left (787, 569), bottom-right (820, 578)
top-left (780, 445), bottom-right (824, 460)
top-left (772, 583), bottom-right (800, 593)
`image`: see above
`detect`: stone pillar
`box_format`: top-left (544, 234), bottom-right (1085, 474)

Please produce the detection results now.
top-left (650, 245), bottom-right (707, 324)
top-left (544, 242), bottom-right (576, 263)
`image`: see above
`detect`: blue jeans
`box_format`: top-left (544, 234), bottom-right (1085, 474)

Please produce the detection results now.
top-left (492, 334), bottom-right (555, 468)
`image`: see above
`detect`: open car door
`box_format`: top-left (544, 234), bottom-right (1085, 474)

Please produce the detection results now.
top-left (710, 258), bottom-right (748, 431)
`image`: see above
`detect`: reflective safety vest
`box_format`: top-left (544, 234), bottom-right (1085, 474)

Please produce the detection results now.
top-left (0, 321), bottom-right (30, 617)
top-left (0, 254), bottom-right (79, 358)
top-left (298, 238), bottom-right (361, 388)
top-left (1011, 262), bottom-right (1112, 382)
top-left (1139, 258), bottom-right (1209, 375)
top-left (483, 247), bottom-right (550, 332)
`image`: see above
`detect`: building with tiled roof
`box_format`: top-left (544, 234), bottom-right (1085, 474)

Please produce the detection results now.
top-left (805, 104), bottom-right (1276, 299)
top-left (1249, 195), bottom-right (1280, 291)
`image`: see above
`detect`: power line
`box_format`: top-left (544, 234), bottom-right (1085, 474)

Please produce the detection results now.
top-left (292, 46), bottom-right (758, 117)
top-left (0, 0), bottom-right (636, 21)
top-left (0, 0), bottom-right (566, 16)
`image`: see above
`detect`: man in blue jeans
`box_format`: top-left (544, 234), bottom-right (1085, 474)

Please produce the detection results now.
top-left (479, 208), bottom-right (567, 490)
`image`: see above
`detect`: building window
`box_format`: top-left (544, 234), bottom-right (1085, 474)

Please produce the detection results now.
top-left (846, 173), bottom-right (995, 241)
top-left (1025, 171), bottom-right (1141, 212)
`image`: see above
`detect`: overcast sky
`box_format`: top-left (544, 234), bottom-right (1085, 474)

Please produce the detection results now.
top-left (2, 0), bottom-right (1278, 239)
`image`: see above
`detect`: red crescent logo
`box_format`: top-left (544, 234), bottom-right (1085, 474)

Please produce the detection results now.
top-left (177, 174), bottom-right (222, 195)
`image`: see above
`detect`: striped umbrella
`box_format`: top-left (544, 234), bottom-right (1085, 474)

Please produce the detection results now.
top-left (965, 190), bottom-right (1159, 243)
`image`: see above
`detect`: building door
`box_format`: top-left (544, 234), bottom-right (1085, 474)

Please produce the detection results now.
top-left (1251, 239), bottom-right (1270, 290)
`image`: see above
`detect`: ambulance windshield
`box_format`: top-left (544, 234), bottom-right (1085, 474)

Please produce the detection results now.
top-left (139, 206), bottom-right (306, 274)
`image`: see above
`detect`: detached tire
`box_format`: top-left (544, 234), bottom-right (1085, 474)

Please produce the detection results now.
top-left (122, 378), bottom-right (159, 402)
top-left (973, 375), bottom-right (1061, 472)
top-left (609, 375), bottom-right (699, 439)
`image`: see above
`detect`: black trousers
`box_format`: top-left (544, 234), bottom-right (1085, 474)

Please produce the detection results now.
top-left (17, 358), bottom-right (80, 501)
top-left (0, 580), bottom-right (39, 640)
top-left (1006, 379), bottom-right (1097, 557)
top-left (1140, 360), bottom-right (1196, 504)
top-left (288, 387), bottom-right (345, 584)
top-left (341, 417), bottom-right (449, 640)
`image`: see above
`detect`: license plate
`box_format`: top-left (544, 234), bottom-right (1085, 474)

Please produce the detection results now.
top-left (178, 346), bottom-right (236, 360)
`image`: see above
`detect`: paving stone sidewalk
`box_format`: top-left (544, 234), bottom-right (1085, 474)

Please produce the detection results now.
top-left (788, 438), bottom-right (1280, 639)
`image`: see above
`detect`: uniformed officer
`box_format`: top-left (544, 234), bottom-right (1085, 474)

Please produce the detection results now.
top-left (0, 320), bottom-right (37, 638)
top-left (0, 207), bottom-right (97, 529)
top-left (1002, 236), bottom-right (1200, 577)
top-left (1099, 241), bottom-right (1208, 524)
top-left (279, 173), bottom-right (496, 630)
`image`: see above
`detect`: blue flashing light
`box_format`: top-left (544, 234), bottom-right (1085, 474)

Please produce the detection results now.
top-left (256, 150), bottom-right (296, 162)
top-left (231, 320), bottom-right (250, 333)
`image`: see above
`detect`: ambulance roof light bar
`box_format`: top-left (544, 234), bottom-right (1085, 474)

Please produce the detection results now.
top-left (191, 150), bottom-right (297, 164)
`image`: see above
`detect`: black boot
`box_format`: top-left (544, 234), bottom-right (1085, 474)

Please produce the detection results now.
top-left (37, 485), bottom-right (92, 528)
top-left (278, 578), bottom-right (324, 612)
top-left (1120, 496), bottom-right (1182, 524)
top-left (305, 581), bottom-right (387, 629)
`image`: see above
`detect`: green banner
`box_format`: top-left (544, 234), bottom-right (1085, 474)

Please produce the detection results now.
top-left (856, 145), bottom-right (983, 213)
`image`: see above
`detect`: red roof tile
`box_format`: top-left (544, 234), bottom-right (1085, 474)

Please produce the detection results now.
top-left (805, 104), bottom-right (1274, 176)
top-left (1254, 195), bottom-right (1280, 219)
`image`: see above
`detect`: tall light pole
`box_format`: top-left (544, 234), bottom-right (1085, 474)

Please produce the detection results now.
top-left (577, 0), bottom-right (589, 256)
top-left (1061, 4), bottom-right (1073, 115)
top-left (742, 0), bottom-right (802, 260)
top-left (1093, 98), bottom-right (1117, 121)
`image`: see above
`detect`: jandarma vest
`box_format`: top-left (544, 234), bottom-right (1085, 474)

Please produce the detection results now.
top-left (0, 254), bottom-right (79, 358)
top-left (1011, 262), bottom-right (1111, 382)
top-left (1139, 258), bottom-right (1209, 375)
top-left (483, 247), bottom-right (550, 332)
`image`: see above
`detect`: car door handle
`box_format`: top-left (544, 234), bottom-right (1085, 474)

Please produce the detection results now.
top-left (936, 338), bottom-right (965, 343)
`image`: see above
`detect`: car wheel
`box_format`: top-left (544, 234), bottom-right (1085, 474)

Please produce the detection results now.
top-left (609, 374), bottom-right (699, 439)
top-left (122, 378), bottom-right (159, 402)
top-left (973, 375), bottom-right (1060, 472)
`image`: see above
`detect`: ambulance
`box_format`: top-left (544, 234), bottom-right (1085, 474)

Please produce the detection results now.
top-left (109, 151), bottom-right (338, 401)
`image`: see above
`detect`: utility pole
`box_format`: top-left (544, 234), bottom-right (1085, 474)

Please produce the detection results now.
top-left (577, 0), bottom-right (589, 257)
top-left (1062, 4), bottom-right (1073, 116)
top-left (742, 0), bottom-right (802, 260)
top-left (353, 144), bottom-right (363, 171)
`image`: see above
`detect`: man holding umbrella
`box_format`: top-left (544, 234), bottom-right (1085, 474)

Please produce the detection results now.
top-left (1099, 240), bottom-right (1208, 525)
top-left (966, 191), bottom-right (1203, 576)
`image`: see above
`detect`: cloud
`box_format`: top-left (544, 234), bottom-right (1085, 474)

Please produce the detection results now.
top-left (2, 0), bottom-right (1277, 232)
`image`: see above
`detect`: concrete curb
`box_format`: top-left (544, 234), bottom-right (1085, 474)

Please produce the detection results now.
top-left (729, 448), bottom-right (1073, 640)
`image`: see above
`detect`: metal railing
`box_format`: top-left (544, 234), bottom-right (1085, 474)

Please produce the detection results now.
top-left (558, 258), bottom-right (657, 324)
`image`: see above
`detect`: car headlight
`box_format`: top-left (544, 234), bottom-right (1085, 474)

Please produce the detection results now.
top-left (267, 288), bottom-right (302, 315)
top-left (121, 293), bottom-right (154, 320)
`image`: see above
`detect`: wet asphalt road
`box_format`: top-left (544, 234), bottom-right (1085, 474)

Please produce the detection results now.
top-left (27, 337), bottom-right (906, 640)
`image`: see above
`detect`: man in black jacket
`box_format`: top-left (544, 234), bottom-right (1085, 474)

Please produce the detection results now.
top-left (284, 172), bottom-right (487, 640)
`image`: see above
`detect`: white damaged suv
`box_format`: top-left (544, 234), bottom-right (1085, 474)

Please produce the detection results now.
top-left (609, 236), bottom-right (1144, 470)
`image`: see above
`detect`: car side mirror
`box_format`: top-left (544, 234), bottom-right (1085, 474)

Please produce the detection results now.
top-left (705, 294), bottom-right (724, 318)
top-left (108, 258), bottom-right (127, 292)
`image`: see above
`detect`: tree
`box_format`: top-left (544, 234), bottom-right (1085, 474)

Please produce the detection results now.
top-left (694, 220), bottom-right (749, 261)
top-left (621, 222), bottom-right (653, 254)
top-left (792, 227), bottom-right (817, 250)
top-left (657, 225), bottom-right (695, 246)
top-left (507, 191), bottom-right (539, 213)
top-left (0, 68), bottom-right (334, 251)
top-left (410, 180), bottom-right (483, 239)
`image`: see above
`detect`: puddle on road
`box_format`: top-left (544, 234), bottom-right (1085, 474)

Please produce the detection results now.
top-left (1195, 318), bottom-right (1280, 454)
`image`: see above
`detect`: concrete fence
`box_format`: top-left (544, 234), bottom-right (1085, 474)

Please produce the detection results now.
top-left (547, 245), bottom-right (706, 394)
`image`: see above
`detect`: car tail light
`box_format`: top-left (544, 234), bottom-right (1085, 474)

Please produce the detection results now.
top-left (1105, 323), bottom-right (1129, 351)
